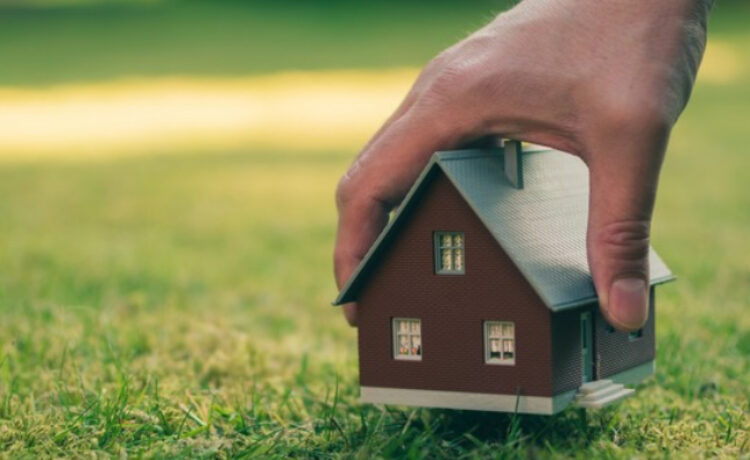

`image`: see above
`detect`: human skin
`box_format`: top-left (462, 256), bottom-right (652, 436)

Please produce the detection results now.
top-left (334, 0), bottom-right (713, 331)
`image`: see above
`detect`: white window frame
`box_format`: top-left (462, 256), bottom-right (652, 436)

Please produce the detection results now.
top-left (434, 231), bottom-right (465, 275)
top-left (392, 318), bottom-right (422, 361)
top-left (484, 321), bottom-right (516, 365)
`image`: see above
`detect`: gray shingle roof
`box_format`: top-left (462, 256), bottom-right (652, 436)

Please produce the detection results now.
top-left (334, 146), bottom-right (674, 310)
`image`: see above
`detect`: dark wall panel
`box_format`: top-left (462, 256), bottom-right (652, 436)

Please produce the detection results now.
top-left (595, 288), bottom-right (656, 378)
top-left (551, 306), bottom-right (587, 393)
top-left (356, 170), bottom-right (555, 397)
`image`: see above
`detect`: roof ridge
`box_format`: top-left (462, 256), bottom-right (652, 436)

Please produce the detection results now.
top-left (435, 146), bottom-right (556, 163)
top-left (434, 149), bottom-right (499, 161)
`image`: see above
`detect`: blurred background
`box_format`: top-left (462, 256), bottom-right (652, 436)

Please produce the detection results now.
top-left (0, 0), bottom-right (747, 456)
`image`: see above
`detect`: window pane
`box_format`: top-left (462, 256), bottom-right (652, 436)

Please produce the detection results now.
top-left (441, 249), bottom-right (453, 270)
top-left (394, 319), bottom-right (422, 360)
top-left (411, 336), bottom-right (421, 355)
top-left (503, 339), bottom-right (514, 353)
top-left (485, 322), bottom-right (516, 364)
top-left (435, 233), bottom-right (464, 273)
top-left (399, 335), bottom-right (409, 354)
top-left (490, 339), bottom-right (501, 358)
top-left (502, 323), bottom-right (514, 337)
top-left (454, 249), bottom-right (464, 270)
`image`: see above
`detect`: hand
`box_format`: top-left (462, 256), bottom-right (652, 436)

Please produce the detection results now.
top-left (334, 0), bottom-right (711, 330)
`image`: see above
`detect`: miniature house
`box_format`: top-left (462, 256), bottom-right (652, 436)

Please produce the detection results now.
top-left (333, 141), bottom-right (675, 415)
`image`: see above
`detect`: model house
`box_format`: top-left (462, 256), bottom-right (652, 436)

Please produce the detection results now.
top-left (333, 141), bottom-right (674, 415)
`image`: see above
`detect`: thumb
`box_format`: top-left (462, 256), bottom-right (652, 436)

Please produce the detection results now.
top-left (585, 125), bottom-right (668, 332)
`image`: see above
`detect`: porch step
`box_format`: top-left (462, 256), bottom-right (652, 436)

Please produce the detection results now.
top-left (576, 387), bottom-right (635, 408)
top-left (578, 379), bottom-right (613, 395)
top-left (581, 382), bottom-right (626, 401)
top-left (575, 380), bottom-right (635, 409)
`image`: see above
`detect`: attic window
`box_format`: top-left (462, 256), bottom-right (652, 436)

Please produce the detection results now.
top-left (484, 321), bottom-right (515, 365)
top-left (393, 318), bottom-right (422, 360)
top-left (434, 232), bottom-right (464, 274)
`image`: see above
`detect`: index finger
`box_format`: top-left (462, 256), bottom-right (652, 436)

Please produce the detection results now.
top-left (333, 108), bottom-right (464, 325)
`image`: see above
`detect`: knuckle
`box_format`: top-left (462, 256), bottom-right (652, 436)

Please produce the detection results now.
top-left (417, 48), bottom-right (456, 86)
top-left (600, 95), bottom-right (671, 137)
top-left (334, 177), bottom-right (348, 208)
top-left (419, 62), bottom-right (488, 133)
top-left (335, 172), bottom-right (357, 210)
top-left (594, 220), bottom-right (651, 264)
top-left (424, 58), bottom-right (481, 104)
top-left (425, 68), bottom-right (463, 102)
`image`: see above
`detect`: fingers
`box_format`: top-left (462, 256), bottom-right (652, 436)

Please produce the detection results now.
top-left (334, 107), bottom-right (466, 326)
top-left (332, 89), bottom-right (419, 327)
top-left (334, 192), bottom-right (389, 327)
top-left (584, 113), bottom-right (669, 331)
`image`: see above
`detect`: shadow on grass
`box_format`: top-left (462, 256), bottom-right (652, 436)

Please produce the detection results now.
top-left (361, 405), bottom-right (622, 456)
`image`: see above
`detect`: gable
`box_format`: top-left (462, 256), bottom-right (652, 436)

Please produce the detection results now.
top-left (355, 169), bottom-right (554, 396)
top-left (355, 167), bottom-right (547, 311)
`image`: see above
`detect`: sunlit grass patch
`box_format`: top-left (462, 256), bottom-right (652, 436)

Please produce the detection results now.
top-left (0, 35), bottom-right (744, 162)
top-left (698, 39), bottom-right (746, 85)
top-left (0, 69), bottom-right (419, 160)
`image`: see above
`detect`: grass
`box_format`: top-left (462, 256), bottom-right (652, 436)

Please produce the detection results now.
top-left (0, 1), bottom-right (749, 458)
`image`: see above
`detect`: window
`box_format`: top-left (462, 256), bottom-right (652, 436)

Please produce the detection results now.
top-left (434, 232), bottom-right (464, 274)
top-left (393, 318), bottom-right (422, 360)
top-left (628, 328), bottom-right (643, 341)
top-left (484, 321), bottom-right (515, 365)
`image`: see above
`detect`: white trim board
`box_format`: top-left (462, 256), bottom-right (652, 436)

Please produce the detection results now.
top-left (606, 360), bottom-right (655, 386)
top-left (360, 387), bottom-right (578, 415)
top-left (361, 360), bottom-right (655, 415)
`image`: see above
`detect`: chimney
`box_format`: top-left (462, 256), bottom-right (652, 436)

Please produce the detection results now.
top-left (504, 140), bottom-right (523, 189)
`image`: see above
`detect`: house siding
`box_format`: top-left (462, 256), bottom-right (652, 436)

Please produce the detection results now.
top-left (595, 287), bottom-right (656, 379)
top-left (356, 170), bottom-right (555, 397)
top-left (551, 290), bottom-right (657, 391)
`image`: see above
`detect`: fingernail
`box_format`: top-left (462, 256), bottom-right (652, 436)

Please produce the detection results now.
top-left (609, 278), bottom-right (648, 329)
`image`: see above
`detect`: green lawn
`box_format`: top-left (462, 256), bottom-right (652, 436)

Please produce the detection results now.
top-left (0, 1), bottom-right (748, 458)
